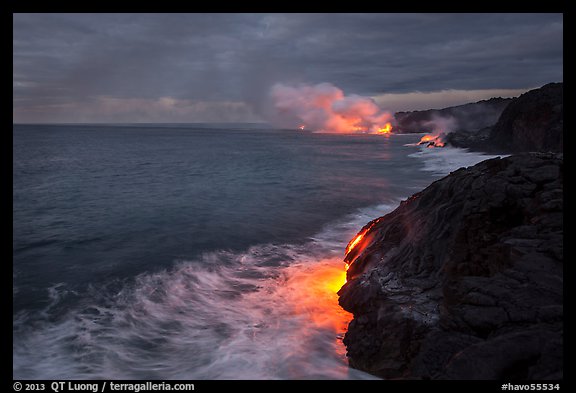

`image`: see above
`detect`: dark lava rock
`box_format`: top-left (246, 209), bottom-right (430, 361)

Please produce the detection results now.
top-left (488, 83), bottom-right (563, 153)
top-left (338, 153), bottom-right (563, 380)
top-left (445, 126), bottom-right (493, 150)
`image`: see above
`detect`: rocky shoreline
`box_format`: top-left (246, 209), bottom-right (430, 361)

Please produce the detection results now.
top-left (337, 81), bottom-right (563, 380)
top-left (338, 152), bottom-right (563, 380)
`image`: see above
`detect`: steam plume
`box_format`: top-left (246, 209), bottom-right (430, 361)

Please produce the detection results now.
top-left (269, 82), bottom-right (393, 133)
top-left (422, 114), bottom-right (458, 134)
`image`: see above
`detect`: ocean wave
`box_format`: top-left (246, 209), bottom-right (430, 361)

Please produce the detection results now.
top-left (13, 205), bottom-right (397, 380)
top-left (408, 145), bottom-right (505, 176)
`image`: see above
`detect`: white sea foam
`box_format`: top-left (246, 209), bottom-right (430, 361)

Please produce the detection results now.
top-left (408, 144), bottom-right (505, 176)
top-left (13, 207), bottom-right (394, 380)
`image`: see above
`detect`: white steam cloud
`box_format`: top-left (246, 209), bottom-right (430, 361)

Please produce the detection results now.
top-left (269, 82), bottom-right (393, 133)
top-left (422, 114), bottom-right (458, 134)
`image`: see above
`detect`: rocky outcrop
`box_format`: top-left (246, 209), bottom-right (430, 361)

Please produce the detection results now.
top-left (488, 83), bottom-right (563, 153)
top-left (338, 153), bottom-right (563, 380)
top-left (394, 97), bottom-right (512, 134)
top-left (445, 83), bottom-right (563, 153)
top-left (444, 126), bottom-right (493, 150)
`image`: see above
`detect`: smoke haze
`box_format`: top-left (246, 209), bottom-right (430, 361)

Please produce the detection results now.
top-left (269, 82), bottom-right (393, 133)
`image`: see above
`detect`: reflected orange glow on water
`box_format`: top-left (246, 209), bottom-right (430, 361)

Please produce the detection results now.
top-left (280, 257), bottom-right (351, 355)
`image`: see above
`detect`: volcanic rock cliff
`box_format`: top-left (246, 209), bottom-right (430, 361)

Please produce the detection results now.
top-left (338, 153), bottom-right (563, 379)
top-left (488, 83), bottom-right (563, 153)
top-left (446, 83), bottom-right (563, 153)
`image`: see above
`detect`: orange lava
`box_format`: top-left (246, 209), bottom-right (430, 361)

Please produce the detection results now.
top-left (418, 133), bottom-right (445, 147)
top-left (345, 230), bottom-right (367, 255)
top-left (345, 218), bottom-right (382, 256)
top-left (343, 218), bottom-right (384, 275)
top-left (377, 122), bottom-right (392, 134)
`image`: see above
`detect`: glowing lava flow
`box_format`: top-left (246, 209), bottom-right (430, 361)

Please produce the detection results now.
top-left (343, 229), bottom-right (368, 272)
top-left (345, 217), bottom-right (383, 256)
top-left (418, 133), bottom-right (445, 147)
top-left (343, 218), bottom-right (383, 273)
top-left (345, 230), bottom-right (367, 256)
top-left (377, 122), bottom-right (392, 135)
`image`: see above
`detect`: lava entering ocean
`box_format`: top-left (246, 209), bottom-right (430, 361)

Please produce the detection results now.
top-left (418, 133), bottom-right (446, 148)
top-left (377, 122), bottom-right (393, 135)
top-left (270, 82), bottom-right (395, 134)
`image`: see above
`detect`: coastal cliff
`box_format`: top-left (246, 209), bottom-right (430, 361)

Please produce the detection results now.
top-left (446, 83), bottom-right (563, 153)
top-left (338, 153), bottom-right (563, 379)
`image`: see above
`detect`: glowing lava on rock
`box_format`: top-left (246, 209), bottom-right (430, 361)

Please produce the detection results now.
top-left (343, 218), bottom-right (383, 274)
top-left (418, 133), bottom-right (446, 148)
top-left (343, 230), bottom-right (367, 273)
top-left (345, 230), bottom-right (368, 256)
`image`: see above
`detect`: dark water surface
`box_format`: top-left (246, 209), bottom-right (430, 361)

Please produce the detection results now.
top-left (13, 124), bottom-right (495, 379)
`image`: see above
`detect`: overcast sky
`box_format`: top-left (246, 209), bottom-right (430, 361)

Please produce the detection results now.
top-left (13, 13), bottom-right (563, 123)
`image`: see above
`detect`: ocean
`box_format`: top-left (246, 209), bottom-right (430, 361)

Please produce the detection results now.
top-left (13, 124), bottom-right (500, 379)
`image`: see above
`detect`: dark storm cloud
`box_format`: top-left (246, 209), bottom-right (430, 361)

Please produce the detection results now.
top-left (13, 13), bottom-right (563, 122)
